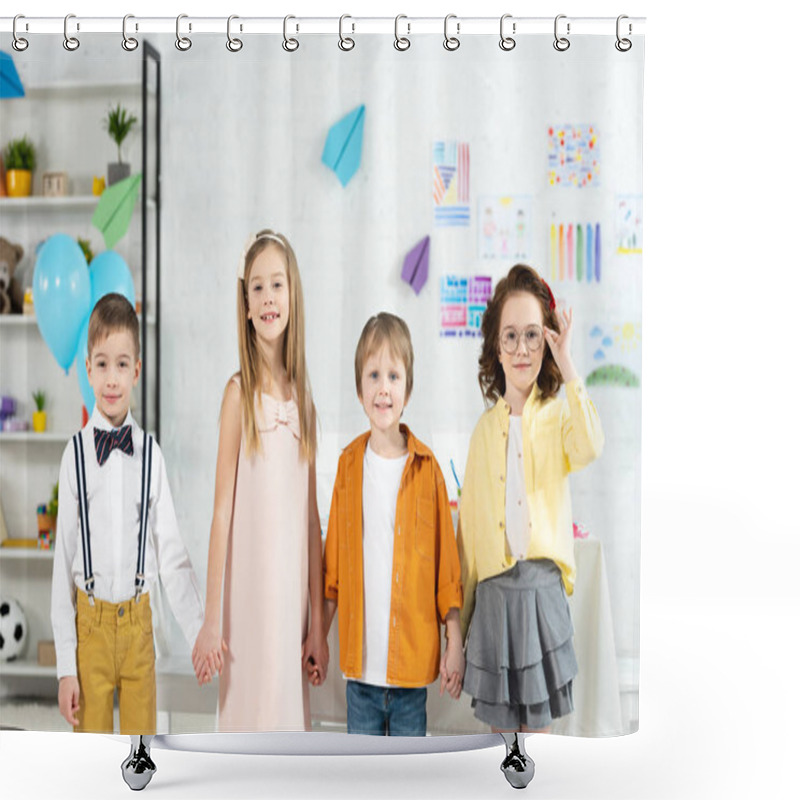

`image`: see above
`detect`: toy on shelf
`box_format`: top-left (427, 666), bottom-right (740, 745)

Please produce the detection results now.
top-left (0, 597), bottom-right (28, 661)
top-left (42, 171), bottom-right (68, 197)
top-left (0, 236), bottom-right (25, 314)
top-left (36, 502), bottom-right (54, 549)
top-left (0, 396), bottom-right (15, 423)
top-left (0, 395), bottom-right (29, 432)
top-left (35, 484), bottom-right (58, 550)
top-left (37, 640), bottom-right (56, 667)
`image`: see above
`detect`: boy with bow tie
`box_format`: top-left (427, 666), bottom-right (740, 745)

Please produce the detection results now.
top-left (51, 294), bottom-right (204, 756)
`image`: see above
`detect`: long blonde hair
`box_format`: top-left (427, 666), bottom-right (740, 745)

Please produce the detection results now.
top-left (236, 229), bottom-right (317, 461)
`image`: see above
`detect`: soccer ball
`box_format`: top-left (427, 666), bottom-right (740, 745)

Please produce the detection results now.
top-left (0, 597), bottom-right (27, 661)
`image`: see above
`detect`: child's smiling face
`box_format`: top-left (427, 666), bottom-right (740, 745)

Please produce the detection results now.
top-left (498, 291), bottom-right (546, 401)
top-left (246, 245), bottom-right (290, 347)
top-left (358, 343), bottom-right (408, 436)
top-left (86, 329), bottom-right (141, 428)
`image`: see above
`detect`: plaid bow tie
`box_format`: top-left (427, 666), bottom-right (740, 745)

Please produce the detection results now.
top-left (94, 425), bottom-right (134, 466)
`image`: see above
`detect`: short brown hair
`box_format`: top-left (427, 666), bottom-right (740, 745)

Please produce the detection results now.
top-left (478, 264), bottom-right (562, 404)
top-left (355, 313), bottom-right (414, 401)
top-left (88, 293), bottom-right (140, 361)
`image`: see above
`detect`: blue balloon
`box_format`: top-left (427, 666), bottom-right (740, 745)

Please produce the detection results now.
top-left (89, 251), bottom-right (135, 309)
top-left (33, 234), bottom-right (91, 374)
top-left (74, 316), bottom-right (95, 415)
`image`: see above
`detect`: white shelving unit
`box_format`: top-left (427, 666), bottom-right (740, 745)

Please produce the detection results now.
top-left (0, 195), bottom-right (157, 212)
top-left (0, 44), bottom-right (161, 695)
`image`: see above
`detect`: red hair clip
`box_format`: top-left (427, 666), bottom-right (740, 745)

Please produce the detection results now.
top-left (542, 279), bottom-right (556, 311)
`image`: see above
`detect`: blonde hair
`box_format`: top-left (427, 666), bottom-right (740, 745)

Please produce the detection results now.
top-left (354, 312), bottom-right (414, 402)
top-left (236, 229), bottom-right (317, 461)
top-left (88, 293), bottom-right (140, 361)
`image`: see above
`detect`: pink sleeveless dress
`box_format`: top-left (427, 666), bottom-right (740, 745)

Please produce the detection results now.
top-left (219, 388), bottom-right (310, 731)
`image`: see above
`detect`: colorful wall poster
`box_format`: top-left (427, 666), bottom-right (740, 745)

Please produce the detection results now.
top-left (616, 194), bottom-right (643, 254)
top-left (433, 141), bottom-right (470, 226)
top-left (547, 125), bottom-right (599, 188)
top-left (548, 221), bottom-right (602, 284)
top-left (440, 274), bottom-right (492, 337)
top-left (478, 196), bottom-right (533, 260)
top-left (586, 321), bottom-right (641, 387)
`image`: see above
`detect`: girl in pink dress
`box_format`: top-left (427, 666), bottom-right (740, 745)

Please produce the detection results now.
top-left (192, 230), bottom-right (328, 731)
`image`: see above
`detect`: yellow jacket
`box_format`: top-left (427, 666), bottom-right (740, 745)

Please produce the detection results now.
top-left (457, 379), bottom-right (604, 639)
top-left (324, 426), bottom-right (463, 687)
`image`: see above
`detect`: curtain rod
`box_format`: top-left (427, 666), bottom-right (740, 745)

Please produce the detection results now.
top-left (1, 16), bottom-right (646, 37)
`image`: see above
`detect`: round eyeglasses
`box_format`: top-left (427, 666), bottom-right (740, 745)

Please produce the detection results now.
top-left (500, 325), bottom-right (544, 354)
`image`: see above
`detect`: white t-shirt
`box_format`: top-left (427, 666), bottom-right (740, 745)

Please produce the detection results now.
top-left (360, 440), bottom-right (407, 687)
top-left (505, 415), bottom-right (532, 561)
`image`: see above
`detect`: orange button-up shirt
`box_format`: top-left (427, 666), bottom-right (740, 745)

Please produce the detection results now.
top-left (324, 426), bottom-right (463, 688)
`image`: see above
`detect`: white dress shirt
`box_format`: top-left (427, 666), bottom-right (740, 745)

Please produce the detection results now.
top-left (51, 408), bottom-right (204, 679)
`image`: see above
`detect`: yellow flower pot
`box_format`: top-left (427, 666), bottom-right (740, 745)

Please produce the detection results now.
top-left (32, 410), bottom-right (47, 433)
top-left (6, 169), bottom-right (33, 198)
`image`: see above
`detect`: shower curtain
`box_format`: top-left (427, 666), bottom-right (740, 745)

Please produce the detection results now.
top-left (0, 23), bottom-right (643, 741)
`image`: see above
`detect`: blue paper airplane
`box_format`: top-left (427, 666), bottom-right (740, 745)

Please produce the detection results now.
top-left (0, 51), bottom-right (25, 98)
top-left (322, 105), bottom-right (365, 187)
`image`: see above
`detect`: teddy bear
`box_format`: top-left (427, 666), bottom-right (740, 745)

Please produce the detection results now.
top-left (0, 237), bottom-right (25, 315)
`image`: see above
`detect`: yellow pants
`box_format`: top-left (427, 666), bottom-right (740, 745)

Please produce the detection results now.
top-left (75, 589), bottom-right (156, 734)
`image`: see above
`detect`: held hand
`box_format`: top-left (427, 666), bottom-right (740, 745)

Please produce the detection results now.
top-left (544, 307), bottom-right (577, 380)
top-left (197, 641), bottom-right (228, 685)
top-left (192, 623), bottom-right (227, 686)
top-left (302, 628), bottom-right (329, 686)
top-left (305, 658), bottom-right (323, 687)
top-left (439, 640), bottom-right (466, 700)
top-left (58, 676), bottom-right (81, 727)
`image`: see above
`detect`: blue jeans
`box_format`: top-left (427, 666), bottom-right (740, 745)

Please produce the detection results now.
top-left (346, 681), bottom-right (427, 736)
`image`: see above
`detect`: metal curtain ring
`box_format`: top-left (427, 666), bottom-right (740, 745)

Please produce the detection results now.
top-left (122, 14), bottom-right (139, 51)
top-left (283, 15), bottom-right (299, 52)
top-left (12, 15), bottom-right (29, 51)
top-left (227, 15), bottom-right (243, 52)
top-left (338, 14), bottom-right (355, 51)
top-left (63, 14), bottom-right (80, 51)
top-left (394, 14), bottom-right (410, 51)
top-left (443, 14), bottom-right (460, 51)
top-left (175, 14), bottom-right (192, 51)
top-left (553, 14), bottom-right (570, 52)
top-left (615, 14), bottom-right (632, 52)
top-left (499, 14), bottom-right (516, 51)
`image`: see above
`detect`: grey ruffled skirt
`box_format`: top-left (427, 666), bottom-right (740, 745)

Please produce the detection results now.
top-left (463, 558), bottom-right (578, 730)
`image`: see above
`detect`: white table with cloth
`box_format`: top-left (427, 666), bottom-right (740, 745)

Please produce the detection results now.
top-left (154, 536), bottom-right (622, 737)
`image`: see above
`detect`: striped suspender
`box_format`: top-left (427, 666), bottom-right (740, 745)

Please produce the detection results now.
top-left (72, 433), bottom-right (95, 604)
top-left (72, 430), bottom-right (154, 606)
top-left (135, 433), bottom-right (154, 602)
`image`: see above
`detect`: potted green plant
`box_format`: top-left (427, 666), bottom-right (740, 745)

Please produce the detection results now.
top-left (77, 237), bottom-right (95, 266)
top-left (3, 136), bottom-right (37, 197)
top-left (104, 104), bottom-right (137, 185)
top-left (47, 482), bottom-right (59, 531)
top-left (31, 389), bottom-right (46, 433)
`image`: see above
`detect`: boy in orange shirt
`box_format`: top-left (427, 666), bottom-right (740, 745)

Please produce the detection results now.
top-left (323, 313), bottom-right (464, 736)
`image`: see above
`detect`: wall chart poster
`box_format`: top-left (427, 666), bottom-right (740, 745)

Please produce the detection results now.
top-left (478, 195), bottom-right (533, 260)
